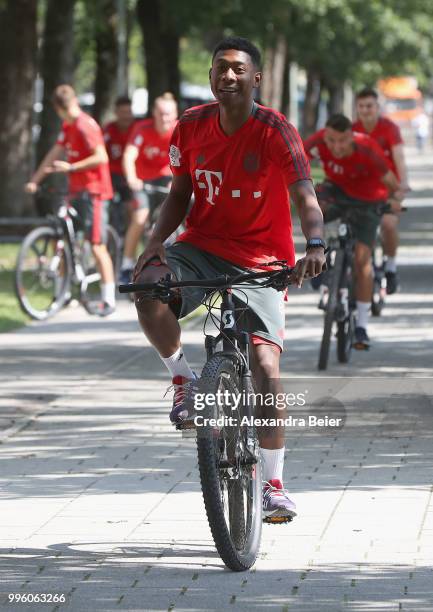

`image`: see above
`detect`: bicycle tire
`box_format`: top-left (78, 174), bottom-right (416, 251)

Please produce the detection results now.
top-left (107, 224), bottom-right (121, 279)
top-left (79, 224), bottom-right (121, 304)
top-left (15, 225), bottom-right (72, 321)
top-left (337, 310), bottom-right (355, 363)
top-left (318, 249), bottom-right (344, 371)
top-left (196, 354), bottom-right (262, 571)
top-left (371, 282), bottom-right (385, 316)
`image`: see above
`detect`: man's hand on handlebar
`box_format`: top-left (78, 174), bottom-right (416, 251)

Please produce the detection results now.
top-left (292, 248), bottom-right (326, 288)
top-left (24, 182), bottom-right (38, 194)
top-left (127, 177), bottom-right (144, 192)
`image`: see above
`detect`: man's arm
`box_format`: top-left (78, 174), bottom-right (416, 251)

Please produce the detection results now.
top-left (391, 143), bottom-right (409, 189)
top-left (25, 143), bottom-right (64, 192)
top-left (289, 179), bottom-right (326, 286)
top-left (381, 169), bottom-right (400, 193)
top-left (51, 144), bottom-right (108, 174)
top-left (134, 173), bottom-right (192, 274)
top-left (122, 143), bottom-right (142, 191)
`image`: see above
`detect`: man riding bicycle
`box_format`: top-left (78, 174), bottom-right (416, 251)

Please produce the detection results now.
top-left (25, 85), bottom-right (116, 316)
top-left (304, 114), bottom-right (401, 349)
top-left (132, 37), bottom-right (326, 522)
top-left (353, 87), bottom-right (409, 294)
top-left (103, 96), bottom-right (136, 237)
top-left (120, 93), bottom-right (178, 284)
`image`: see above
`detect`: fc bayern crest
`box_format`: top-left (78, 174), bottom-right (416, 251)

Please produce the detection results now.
top-left (243, 152), bottom-right (260, 173)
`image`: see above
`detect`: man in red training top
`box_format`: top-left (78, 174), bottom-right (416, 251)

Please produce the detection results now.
top-left (25, 85), bottom-right (115, 316)
top-left (304, 114), bottom-right (400, 349)
top-left (120, 93), bottom-right (178, 283)
top-left (353, 87), bottom-right (409, 294)
top-left (131, 37), bottom-right (326, 522)
top-left (103, 96), bottom-right (136, 236)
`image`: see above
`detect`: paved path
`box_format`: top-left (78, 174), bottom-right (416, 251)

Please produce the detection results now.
top-left (0, 149), bottom-right (432, 611)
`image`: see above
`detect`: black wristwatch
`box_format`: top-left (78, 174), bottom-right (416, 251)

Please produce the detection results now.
top-left (306, 237), bottom-right (326, 251)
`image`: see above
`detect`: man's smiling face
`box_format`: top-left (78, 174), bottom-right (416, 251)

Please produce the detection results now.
top-left (210, 49), bottom-right (261, 106)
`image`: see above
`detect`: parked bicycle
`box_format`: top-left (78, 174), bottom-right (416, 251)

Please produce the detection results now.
top-left (15, 190), bottom-right (120, 320)
top-left (119, 261), bottom-right (293, 572)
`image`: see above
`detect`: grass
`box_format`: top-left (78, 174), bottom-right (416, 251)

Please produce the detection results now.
top-left (0, 243), bottom-right (30, 332)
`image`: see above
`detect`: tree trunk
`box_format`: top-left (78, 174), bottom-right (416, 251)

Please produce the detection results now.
top-left (301, 69), bottom-right (322, 138)
top-left (136, 0), bottom-right (180, 112)
top-left (261, 36), bottom-right (287, 111)
top-left (0, 0), bottom-right (38, 217)
top-left (93, 0), bottom-right (118, 124)
top-left (37, 0), bottom-right (76, 165)
top-left (326, 81), bottom-right (345, 116)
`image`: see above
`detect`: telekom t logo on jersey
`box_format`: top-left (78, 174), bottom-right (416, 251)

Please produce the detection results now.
top-left (195, 169), bottom-right (223, 206)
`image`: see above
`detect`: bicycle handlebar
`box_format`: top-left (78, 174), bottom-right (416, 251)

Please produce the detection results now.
top-left (118, 263), bottom-right (294, 295)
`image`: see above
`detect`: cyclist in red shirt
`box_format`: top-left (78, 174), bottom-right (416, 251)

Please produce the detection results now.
top-left (132, 37), bottom-right (326, 521)
top-left (120, 93), bottom-right (177, 283)
top-left (353, 87), bottom-right (409, 294)
top-left (304, 114), bottom-right (400, 348)
top-left (25, 85), bottom-right (115, 316)
top-left (103, 96), bottom-right (136, 236)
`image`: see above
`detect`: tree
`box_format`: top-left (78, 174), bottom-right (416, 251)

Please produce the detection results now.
top-left (136, 0), bottom-right (180, 110)
top-left (93, 0), bottom-right (119, 124)
top-left (0, 0), bottom-right (38, 217)
top-left (37, 0), bottom-right (76, 164)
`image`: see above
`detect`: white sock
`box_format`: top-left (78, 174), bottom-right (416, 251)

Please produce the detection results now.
top-left (101, 282), bottom-right (115, 307)
top-left (356, 301), bottom-right (370, 329)
top-left (161, 346), bottom-right (194, 379)
top-left (121, 256), bottom-right (135, 270)
top-left (384, 257), bottom-right (397, 273)
top-left (261, 447), bottom-right (285, 483)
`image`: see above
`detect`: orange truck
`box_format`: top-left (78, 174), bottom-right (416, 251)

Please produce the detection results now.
top-left (377, 76), bottom-right (423, 125)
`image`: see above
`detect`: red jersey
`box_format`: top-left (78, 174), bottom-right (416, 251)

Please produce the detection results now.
top-left (304, 129), bottom-right (390, 202)
top-left (56, 112), bottom-right (113, 199)
top-left (169, 102), bottom-right (310, 268)
top-left (127, 118), bottom-right (173, 180)
top-left (352, 116), bottom-right (402, 178)
top-left (103, 120), bottom-right (135, 175)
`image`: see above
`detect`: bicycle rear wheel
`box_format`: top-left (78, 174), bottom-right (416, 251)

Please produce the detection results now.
top-left (196, 354), bottom-right (262, 571)
top-left (15, 226), bottom-right (72, 320)
top-left (318, 249), bottom-right (344, 371)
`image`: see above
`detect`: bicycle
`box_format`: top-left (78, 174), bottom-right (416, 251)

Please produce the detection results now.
top-left (119, 261), bottom-right (293, 572)
top-left (317, 201), bottom-right (392, 370)
top-left (15, 190), bottom-right (121, 320)
top-left (317, 208), bottom-right (357, 371)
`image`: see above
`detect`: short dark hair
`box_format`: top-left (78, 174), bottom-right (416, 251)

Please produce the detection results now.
top-left (115, 95), bottom-right (132, 107)
top-left (212, 37), bottom-right (262, 69)
top-left (326, 114), bottom-right (352, 132)
top-left (356, 87), bottom-right (378, 100)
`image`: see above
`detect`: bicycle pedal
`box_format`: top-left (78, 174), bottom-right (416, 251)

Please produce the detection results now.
top-left (352, 342), bottom-right (369, 351)
top-left (174, 420), bottom-right (196, 431)
top-left (263, 515), bottom-right (294, 524)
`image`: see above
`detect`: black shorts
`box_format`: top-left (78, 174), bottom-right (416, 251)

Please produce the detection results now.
top-left (111, 173), bottom-right (132, 204)
top-left (316, 182), bottom-right (383, 248)
top-left (69, 191), bottom-right (109, 245)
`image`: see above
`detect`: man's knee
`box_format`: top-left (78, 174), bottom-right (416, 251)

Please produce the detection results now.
top-left (134, 260), bottom-right (175, 316)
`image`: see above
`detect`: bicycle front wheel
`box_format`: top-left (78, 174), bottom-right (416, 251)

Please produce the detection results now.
top-left (15, 226), bottom-right (72, 320)
top-left (318, 249), bottom-right (344, 370)
top-left (196, 354), bottom-right (262, 571)
top-left (80, 224), bottom-right (121, 304)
